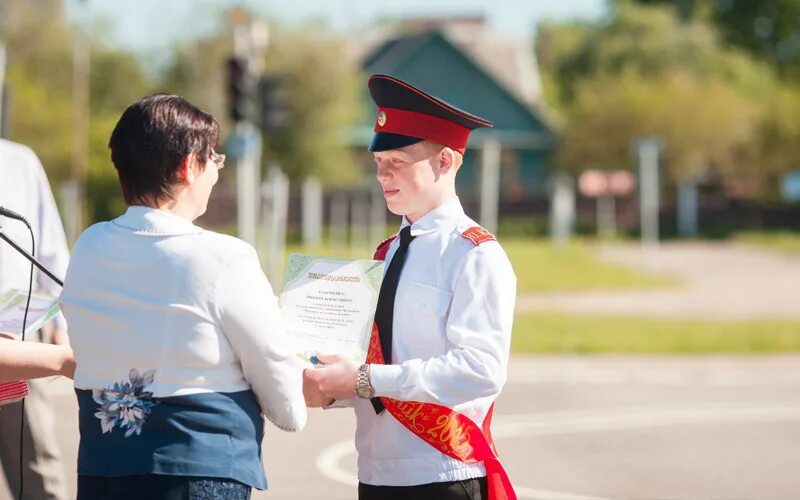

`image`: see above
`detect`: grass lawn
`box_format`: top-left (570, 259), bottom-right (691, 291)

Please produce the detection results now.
top-left (512, 313), bottom-right (800, 354)
top-left (278, 238), bottom-right (677, 293)
top-left (734, 231), bottom-right (800, 254)
top-left (501, 239), bottom-right (677, 293)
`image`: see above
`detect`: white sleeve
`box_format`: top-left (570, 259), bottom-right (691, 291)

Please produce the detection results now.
top-left (369, 245), bottom-right (517, 407)
top-left (215, 245), bottom-right (307, 431)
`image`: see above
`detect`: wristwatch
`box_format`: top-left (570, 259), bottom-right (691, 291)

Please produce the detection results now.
top-left (355, 364), bottom-right (375, 399)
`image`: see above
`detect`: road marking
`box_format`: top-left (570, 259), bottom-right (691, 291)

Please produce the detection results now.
top-left (316, 404), bottom-right (800, 499)
top-left (492, 405), bottom-right (800, 437)
top-left (315, 440), bottom-right (358, 487)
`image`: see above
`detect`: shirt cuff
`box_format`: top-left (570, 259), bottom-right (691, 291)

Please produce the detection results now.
top-left (369, 364), bottom-right (403, 398)
top-left (323, 398), bottom-right (354, 410)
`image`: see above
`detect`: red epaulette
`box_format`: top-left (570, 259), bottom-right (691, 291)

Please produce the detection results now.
top-left (461, 226), bottom-right (496, 246)
top-left (373, 233), bottom-right (398, 260)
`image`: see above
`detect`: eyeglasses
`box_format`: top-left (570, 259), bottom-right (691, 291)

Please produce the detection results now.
top-left (210, 151), bottom-right (226, 170)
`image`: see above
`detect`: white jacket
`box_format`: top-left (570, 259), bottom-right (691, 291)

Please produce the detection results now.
top-left (61, 206), bottom-right (306, 431)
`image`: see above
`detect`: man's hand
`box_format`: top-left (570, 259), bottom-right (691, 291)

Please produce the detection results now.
top-left (304, 354), bottom-right (360, 401)
top-left (303, 369), bottom-right (331, 407)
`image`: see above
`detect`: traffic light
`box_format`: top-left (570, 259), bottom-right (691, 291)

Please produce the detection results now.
top-left (258, 74), bottom-right (290, 134)
top-left (226, 57), bottom-right (252, 122)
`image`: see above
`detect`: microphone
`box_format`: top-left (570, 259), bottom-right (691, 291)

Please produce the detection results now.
top-left (0, 206), bottom-right (31, 228)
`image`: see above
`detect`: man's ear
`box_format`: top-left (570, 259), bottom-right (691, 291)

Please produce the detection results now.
top-left (438, 147), bottom-right (455, 174)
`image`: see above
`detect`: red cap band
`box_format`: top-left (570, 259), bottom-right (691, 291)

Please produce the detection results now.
top-left (375, 107), bottom-right (471, 154)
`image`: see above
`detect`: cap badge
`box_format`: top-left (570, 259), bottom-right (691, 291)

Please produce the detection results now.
top-left (377, 111), bottom-right (387, 127)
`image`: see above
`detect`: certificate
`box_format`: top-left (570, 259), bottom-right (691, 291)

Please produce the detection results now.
top-left (0, 289), bottom-right (60, 338)
top-left (279, 254), bottom-right (384, 364)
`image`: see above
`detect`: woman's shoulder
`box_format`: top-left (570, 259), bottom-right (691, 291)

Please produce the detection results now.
top-left (72, 221), bottom-right (113, 251)
top-left (196, 229), bottom-right (258, 260)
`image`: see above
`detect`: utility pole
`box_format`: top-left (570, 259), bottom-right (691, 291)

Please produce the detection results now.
top-left (635, 137), bottom-right (663, 250)
top-left (227, 8), bottom-right (269, 246)
top-left (480, 138), bottom-right (501, 235)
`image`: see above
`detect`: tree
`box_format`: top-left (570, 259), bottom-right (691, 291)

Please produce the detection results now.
top-left (159, 26), bottom-right (362, 185)
top-left (556, 73), bottom-right (756, 184)
top-left (555, 1), bottom-right (775, 101)
top-left (158, 36), bottom-right (232, 130)
top-left (1, 0), bottom-right (153, 223)
top-left (631, 0), bottom-right (800, 79)
top-left (1, 0), bottom-right (74, 183)
top-left (86, 47), bottom-right (151, 222)
top-left (260, 29), bottom-right (362, 185)
top-left (539, 0), bottom-right (780, 197)
top-left (752, 86), bottom-right (800, 196)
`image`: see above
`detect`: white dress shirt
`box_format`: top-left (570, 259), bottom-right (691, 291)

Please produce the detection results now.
top-left (60, 206), bottom-right (306, 431)
top-left (0, 139), bottom-right (69, 318)
top-left (355, 197), bottom-right (517, 486)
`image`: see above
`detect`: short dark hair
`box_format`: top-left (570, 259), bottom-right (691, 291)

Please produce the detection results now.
top-left (109, 94), bottom-right (220, 204)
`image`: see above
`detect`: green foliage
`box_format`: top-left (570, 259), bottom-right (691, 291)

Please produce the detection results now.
top-left (90, 49), bottom-right (150, 115)
top-left (734, 230), bottom-right (800, 254)
top-left (556, 72), bottom-right (757, 181)
top-left (512, 313), bottom-right (800, 353)
top-left (501, 238), bottom-right (678, 293)
top-left (86, 114), bottom-right (126, 222)
top-left (4, 65), bottom-right (73, 183)
top-left (1, 0), bottom-right (153, 223)
top-left (158, 37), bottom-right (232, 130)
top-left (158, 27), bottom-right (363, 186)
top-left (712, 0), bottom-right (800, 79)
top-left (631, 0), bottom-right (800, 80)
top-left (754, 85), bottom-right (800, 180)
top-left (539, 0), bottom-right (800, 195)
top-left (556, 1), bottom-right (775, 99)
top-left (1, 0), bottom-right (74, 183)
top-left (261, 30), bottom-right (362, 185)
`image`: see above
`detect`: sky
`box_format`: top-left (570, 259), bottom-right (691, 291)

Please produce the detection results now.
top-left (65, 0), bottom-right (610, 56)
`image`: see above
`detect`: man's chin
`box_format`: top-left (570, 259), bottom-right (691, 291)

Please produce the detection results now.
top-left (385, 201), bottom-right (407, 217)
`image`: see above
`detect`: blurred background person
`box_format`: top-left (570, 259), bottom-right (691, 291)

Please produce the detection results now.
top-left (0, 138), bottom-right (70, 500)
top-left (59, 94), bottom-right (307, 500)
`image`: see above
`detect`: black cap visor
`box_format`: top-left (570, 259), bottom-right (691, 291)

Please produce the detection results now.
top-left (368, 132), bottom-right (423, 152)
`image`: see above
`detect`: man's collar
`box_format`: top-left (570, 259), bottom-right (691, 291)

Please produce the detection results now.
top-left (111, 205), bottom-right (202, 236)
top-left (401, 197), bottom-right (464, 237)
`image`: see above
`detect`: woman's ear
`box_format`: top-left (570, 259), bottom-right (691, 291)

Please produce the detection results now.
top-left (178, 155), bottom-right (198, 185)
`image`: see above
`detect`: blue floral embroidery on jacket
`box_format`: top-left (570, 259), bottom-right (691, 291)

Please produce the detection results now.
top-left (92, 369), bottom-right (158, 437)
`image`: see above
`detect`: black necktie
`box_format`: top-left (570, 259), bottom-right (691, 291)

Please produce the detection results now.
top-left (371, 225), bottom-right (415, 414)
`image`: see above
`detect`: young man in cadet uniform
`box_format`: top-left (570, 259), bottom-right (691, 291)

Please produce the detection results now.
top-left (305, 74), bottom-right (517, 500)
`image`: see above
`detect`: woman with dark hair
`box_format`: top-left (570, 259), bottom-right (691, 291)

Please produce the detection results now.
top-left (59, 94), bottom-right (306, 500)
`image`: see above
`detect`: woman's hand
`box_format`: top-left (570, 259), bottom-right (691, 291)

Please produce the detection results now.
top-left (303, 355), bottom-right (359, 401)
top-left (302, 369), bottom-right (332, 408)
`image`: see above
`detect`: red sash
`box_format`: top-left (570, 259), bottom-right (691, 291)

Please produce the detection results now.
top-left (371, 229), bottom-right (515, 500)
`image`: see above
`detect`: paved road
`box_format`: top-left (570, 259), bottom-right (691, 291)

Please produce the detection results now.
top-left (517, 242), bottom-right (800, 320)
top-left (3, 355), bottom-right (799, 500)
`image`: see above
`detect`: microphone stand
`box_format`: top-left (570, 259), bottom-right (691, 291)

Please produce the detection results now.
top-left (0, 229), bottom-right (63, 287)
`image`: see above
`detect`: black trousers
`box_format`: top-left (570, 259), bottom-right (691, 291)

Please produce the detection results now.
top-left (77, 474), bottom-right (251, 500)
top-left (359, 477), bottom-right (488, 500)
